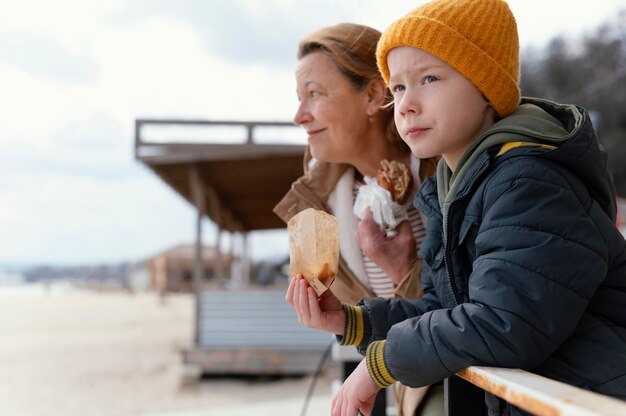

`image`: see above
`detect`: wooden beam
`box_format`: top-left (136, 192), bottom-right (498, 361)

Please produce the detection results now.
top-left (136, 143), bottom-right (304, 164)
top-left (456, 366), bottom-right (626, 416)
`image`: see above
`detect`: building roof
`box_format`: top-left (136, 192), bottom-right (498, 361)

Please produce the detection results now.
top-left (147, 244), bottom-right (233, 268)
top-left (135, 119), bottom-right (306, 232)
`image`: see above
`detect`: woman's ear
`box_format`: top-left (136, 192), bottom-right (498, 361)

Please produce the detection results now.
top-left (366, 78), bottom-right (387, 116)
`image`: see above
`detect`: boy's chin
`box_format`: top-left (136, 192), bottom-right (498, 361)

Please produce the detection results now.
top-left (406, 145), bottom-right (437, 161)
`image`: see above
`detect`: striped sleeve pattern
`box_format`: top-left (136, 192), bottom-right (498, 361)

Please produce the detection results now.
top-left (337, 304), bottom-right (371, 346)
top-left (366, 340), bottom-right (396, 388)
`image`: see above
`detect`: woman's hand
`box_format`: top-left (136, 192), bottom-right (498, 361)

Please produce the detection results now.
top-left (356, 208), bottom-right (417, 285)
top-left (285, 274), bottom-right (345, 335)
top-left (331, 358), bottom-right (381, 416)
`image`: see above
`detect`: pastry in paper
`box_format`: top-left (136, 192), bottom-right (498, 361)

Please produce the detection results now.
top-left (354, 159), bottom-right (413, 235)
top-left (377, 159), bottom-right (413, 204)
top-left (287, 208), bottom-right (339, 296)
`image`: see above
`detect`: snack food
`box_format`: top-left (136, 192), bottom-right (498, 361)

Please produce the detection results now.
top-left (353, 159), bottom-right (413, 234)
top-left (287, 208), bottom-right (339, 296)
top-left (376, 159), bottom-right (413, 204)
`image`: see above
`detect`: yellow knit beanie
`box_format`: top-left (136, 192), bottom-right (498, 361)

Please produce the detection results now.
top-left (376, 0), bottom-right (520, 118)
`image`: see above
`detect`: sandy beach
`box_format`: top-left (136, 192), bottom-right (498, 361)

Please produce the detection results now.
top-left (0, 283), bottom-right (334, 416)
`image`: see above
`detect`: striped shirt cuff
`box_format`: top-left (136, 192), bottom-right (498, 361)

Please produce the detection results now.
top-left (366, 340), bottom-right (396, 388)
top-left (337, 304), bottom-right (369, 346)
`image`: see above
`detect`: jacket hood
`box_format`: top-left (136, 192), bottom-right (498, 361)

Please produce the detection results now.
top-left (438, 97), bottom-right (616, 221)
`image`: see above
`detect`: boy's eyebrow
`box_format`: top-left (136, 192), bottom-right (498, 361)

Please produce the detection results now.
top-left (390, 63), bottom-right (447, 82)
top-left (413, 63), bottom-right (447, 74)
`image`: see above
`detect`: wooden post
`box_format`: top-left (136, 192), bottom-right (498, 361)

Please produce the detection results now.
top-left (189, 164), bottom-right (205, 345)
top-left (230, 232), bottom-right (242, 287)
top-left (242, 232), bottom-right (250, 286)
top-left (228, 231), bottom-right (235, 284)
top-left (215, 227), bottom-right (223, 284)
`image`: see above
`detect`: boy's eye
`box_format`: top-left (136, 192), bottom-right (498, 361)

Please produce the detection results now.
top-left (423, 75), bottom-right (438, 84)
top-left (391, 84), bottom-right (405, 94)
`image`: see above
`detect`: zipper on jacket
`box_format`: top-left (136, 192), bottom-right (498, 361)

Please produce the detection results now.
top-left (443, 160), bottom-right (491, 306)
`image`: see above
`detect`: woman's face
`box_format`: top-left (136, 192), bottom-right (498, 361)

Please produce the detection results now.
top-left (294, 51), bottom-right (370, 163)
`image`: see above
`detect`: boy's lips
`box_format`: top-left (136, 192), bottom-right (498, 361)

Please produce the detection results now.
top-left (406, 126), bottom-right (429, 138)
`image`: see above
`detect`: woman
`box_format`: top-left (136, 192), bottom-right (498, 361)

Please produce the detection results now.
top-left (274, 23), bottom-right (438, 416)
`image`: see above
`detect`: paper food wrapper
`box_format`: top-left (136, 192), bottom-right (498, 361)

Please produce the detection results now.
top-left (353, 176), bottom-right (409, 236)
top-left (287, 208), bottom-right (339, 296)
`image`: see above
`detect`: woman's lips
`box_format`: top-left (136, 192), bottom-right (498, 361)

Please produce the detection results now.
top-left (306, 128), bottom-right (325, 138)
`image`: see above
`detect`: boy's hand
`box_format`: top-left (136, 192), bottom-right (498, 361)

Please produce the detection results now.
top-left (331, 359), bottom-right (381, 416)
top-left (285, 274), bottom-right (345, 335)
top-left (356, 208), bottom-right (417, 285)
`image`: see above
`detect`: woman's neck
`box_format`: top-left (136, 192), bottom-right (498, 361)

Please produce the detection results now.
top-left (352, 143), bottom-right (410, 178)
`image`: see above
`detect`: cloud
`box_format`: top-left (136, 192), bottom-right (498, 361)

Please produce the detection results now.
top-left (2, 148), bottom-right (140, 182)
top-left (0, 172), bottom-right (199, 265)
top-left (107, 0), bottom-right (353, 67)
top-left (2, 114), bottom-right (136, 182)
top-left (52, 113), bottom-right (127, 152)
top-left (0, 28), bottom-right (99, 84)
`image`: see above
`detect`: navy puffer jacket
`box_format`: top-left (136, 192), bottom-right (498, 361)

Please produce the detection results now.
top-left (358, 100), bottom-right (626, 415)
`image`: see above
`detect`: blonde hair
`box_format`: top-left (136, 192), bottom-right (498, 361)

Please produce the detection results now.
top-left (298, 23), bottom-right (405, 152)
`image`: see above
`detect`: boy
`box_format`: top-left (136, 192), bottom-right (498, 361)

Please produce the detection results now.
top-left (286, 0), bottom-right (626, 415)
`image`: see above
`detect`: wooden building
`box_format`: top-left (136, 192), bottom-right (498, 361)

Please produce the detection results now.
top-left (146, 244), bottom-right (233, 293)
top-left (134, 119), bottom-right (331, 375)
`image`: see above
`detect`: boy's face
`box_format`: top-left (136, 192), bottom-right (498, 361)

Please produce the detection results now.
top-left (387, 47), bottom-right (496, 171)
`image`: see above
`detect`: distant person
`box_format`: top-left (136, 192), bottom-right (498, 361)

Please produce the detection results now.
top-left (286, 0), bottom-right (626, 415)
top-left (274, 23), bottom-right (438, 416)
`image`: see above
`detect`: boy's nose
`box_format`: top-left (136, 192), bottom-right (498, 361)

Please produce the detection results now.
top-left (397, 94), bottom-right (420, 116)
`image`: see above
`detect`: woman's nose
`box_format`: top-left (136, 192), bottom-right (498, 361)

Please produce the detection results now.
top-left (293, 102), bottom-right (311, 125)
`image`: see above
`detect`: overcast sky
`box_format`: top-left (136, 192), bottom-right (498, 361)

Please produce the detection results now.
top-left (1, 0), bottom-right (624, 266)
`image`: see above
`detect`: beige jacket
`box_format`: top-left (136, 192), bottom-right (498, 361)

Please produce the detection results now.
top-left (274, 148), bottom-right (437, 304)
top-left (274, 149), bottom-right (437, 415)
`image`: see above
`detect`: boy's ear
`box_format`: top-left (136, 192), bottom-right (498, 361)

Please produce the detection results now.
top-left (366, 78), bottom-right (387, 116)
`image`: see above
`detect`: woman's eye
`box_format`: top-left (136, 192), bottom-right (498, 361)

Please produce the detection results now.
top-left (309, 90), bottom-right (319, 98)
top-left (423, 75), bottom-right (438, 84)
